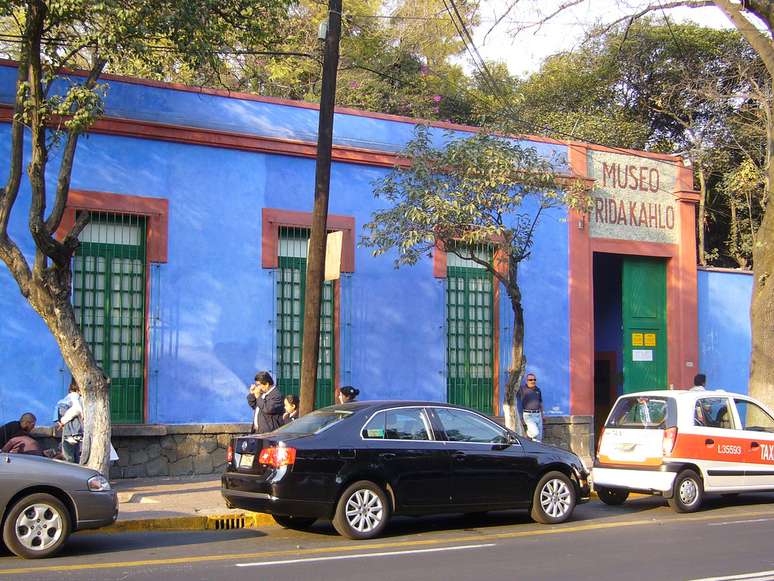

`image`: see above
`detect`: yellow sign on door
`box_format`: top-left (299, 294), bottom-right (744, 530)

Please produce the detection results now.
top-left (632, 333), bottom-right (643, 347)
top-left (644, 333), bottom-right (656, 347)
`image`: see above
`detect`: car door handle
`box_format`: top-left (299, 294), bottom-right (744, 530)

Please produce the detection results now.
top-left (379, 452), bottom-right (396, 460)
top-left (453, 452), bottom-right (465, 462)
top-left (751, 442), bottom-right (760, 449)
top-left (705, 439), bottom-right (714, 446)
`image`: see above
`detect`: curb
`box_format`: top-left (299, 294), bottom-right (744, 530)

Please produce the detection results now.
top-left (100, 512), bottom-right (276, 533)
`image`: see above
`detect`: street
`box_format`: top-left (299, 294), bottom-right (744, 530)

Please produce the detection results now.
top-left (4, 494), bottom-right (774, 581)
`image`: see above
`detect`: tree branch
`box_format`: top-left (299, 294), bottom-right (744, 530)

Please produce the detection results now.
top-left (46, 57), bottom-right (107, 235)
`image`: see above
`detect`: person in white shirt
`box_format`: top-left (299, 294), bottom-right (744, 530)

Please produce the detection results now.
top-left (55, 379), bottom-right (83, 463)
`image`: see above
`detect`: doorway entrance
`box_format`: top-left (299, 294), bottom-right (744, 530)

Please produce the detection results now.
top-left (593, 254), bottom-right (668, 441)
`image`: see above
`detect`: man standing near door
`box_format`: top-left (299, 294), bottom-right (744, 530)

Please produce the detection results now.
top-left (519, 373), bottom-right (544, 442)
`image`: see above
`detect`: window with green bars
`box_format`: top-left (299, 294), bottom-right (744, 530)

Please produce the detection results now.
top-left (276, 227), bottom-right (335, 409)
top-left (73, 213), bottom-right (147, 424)
top-left (446, 246), bottom-right (494, 415)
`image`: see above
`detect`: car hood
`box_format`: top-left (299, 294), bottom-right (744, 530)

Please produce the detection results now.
top-left (1, 452), bottom-right (102, 479)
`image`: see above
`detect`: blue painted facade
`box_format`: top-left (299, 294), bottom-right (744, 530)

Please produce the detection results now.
top-left (0, 64), bottom-right (572, 425)
top-left (697, 268), bottom-right (753, 394)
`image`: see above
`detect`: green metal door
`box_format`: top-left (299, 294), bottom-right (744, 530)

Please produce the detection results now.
top-left (73, 214), bottom-right (147, 424)
top-left (275, 228), bottom-right (335, 409)
top-left (622, 257), bottom-right (667, 393)
top-left (447, 263), bottom-right (494, 415)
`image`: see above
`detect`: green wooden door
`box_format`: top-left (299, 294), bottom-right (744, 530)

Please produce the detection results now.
top-left (73, 214), bottom-right (147, 424)
top-left (447, 265), bottom-right (494, 415)
top-left (275, 228), bottom-right (335, 409)
top-left (622, 257), bottom-right (667, 393)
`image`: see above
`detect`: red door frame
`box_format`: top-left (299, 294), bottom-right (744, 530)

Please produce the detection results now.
top-left (568, 144), bottom-right (701, 415)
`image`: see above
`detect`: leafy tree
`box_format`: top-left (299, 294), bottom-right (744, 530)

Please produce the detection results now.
top-left (363, 126), bottom-right (588, 430)
top-left (490, 0), bottom-right (774, 412)
top-left (0, 0), bottom-right (288, 475)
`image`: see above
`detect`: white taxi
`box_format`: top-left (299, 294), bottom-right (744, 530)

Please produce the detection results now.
top-left (593, 389), bottom-right (774, 512)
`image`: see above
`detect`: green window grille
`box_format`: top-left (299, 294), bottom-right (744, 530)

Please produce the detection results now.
top-left (73, 213), bottom-right (147, 424)
top-left (276, 227), bottom-right (335, 409)
top-left (446, 247), bottom-right (494, 415)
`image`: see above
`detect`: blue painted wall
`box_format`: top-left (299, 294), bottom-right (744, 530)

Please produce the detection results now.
top-left (697, 269), bottom-right (752, 394)
top-left (0, 62), bottom-right (593, 426)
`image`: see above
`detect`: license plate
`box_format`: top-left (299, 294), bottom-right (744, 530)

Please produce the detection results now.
top-left (239, 453), bottom-right (254, 468)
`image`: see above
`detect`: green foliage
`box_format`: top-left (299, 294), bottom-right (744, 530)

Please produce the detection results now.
top-left (363, 125), bottom-right (586, 273)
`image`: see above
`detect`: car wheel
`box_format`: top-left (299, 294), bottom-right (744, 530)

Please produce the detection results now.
top-left (2, 493), bottom-right (71, 559)
top-left (272, 515), bottom-right (317, 530)
top-left (668, 469), bottom-right (703, 513)
top-left (332, 480), bottom-right (390, 540)
top-left (531, 471), bottom-right (576, 524)
top-left (596, 486), bottom-right (630, 506)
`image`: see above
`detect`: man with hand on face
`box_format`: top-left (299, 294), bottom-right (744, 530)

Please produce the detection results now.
top-left (247, 371), bottom-right (284, 434)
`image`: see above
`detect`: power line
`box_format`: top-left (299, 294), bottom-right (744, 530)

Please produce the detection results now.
top-left (442, 0), bottom-right (689, 179)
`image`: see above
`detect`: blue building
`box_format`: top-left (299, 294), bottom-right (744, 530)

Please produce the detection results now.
top-left (0, 61), bottom-right (752, 476)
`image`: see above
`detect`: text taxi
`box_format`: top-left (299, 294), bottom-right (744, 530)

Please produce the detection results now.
top-left (593, 389), bottom-right (774, 512)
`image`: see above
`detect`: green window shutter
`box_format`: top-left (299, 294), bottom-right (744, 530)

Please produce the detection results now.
top-left (275, 227), bottom-right (335, 409)
top-left (73, 213), bottom-right (147, 424)
top-left (446, 246), bottom-right (494, 415)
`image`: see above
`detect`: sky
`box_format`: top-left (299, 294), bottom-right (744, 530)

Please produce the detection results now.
top-left (471, 0), bottom-right (736, 77)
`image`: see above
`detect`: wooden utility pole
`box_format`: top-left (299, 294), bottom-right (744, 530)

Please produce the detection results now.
top-left (299, 0), bottom-right (342, 416)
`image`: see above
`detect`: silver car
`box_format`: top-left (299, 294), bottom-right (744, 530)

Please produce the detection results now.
top-left (1, 453), bottom-right (118, 558)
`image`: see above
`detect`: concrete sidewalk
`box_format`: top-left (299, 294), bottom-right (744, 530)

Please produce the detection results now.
top-left (103, 474), bottom-right (275, 533)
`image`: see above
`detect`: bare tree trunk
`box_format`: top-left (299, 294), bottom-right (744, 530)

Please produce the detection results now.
top-left (697, 168), bottom-right (707, 266)
top-left (25, 268), bottom-right (112, 476)
top-left (502, 261), bottom-right (526, 436)
top-left (749, 113), bottom-right (774, 412)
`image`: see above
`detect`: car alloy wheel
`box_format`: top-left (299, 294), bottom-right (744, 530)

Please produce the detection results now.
top-left (2, 493), bottom-right (71, 559)
top-left (333, 480), bottom-right (390, 540)
top-left (668, 469), bottom-right (703, 513)
top-left (531, 471), bottom-right (576, 524)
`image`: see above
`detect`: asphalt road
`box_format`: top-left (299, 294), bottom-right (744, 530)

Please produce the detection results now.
top-left (4, 494), bottom-right (774, 581)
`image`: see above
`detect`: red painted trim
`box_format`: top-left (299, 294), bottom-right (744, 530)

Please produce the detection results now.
top-left (261, 208), bottom-right (355, 272)
top-left (568, 144), bottom-right (595, 416)
top-left (432, 240), bottom-right (447, 278)
top-left (0, 60), bottom-right (686, 165)
top-left (568, 144), bottom-right (699, 415)
top-left (56, 190), bottom-right (169, 263)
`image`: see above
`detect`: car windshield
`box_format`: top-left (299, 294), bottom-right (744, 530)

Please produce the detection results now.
top-left (606, 396), bottom-right (669, 429)
top-left (273, 409), bottom-right (353, 436)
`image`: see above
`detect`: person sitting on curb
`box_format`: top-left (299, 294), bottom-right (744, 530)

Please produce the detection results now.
top-left (0, 412), bottom-right (37, 450)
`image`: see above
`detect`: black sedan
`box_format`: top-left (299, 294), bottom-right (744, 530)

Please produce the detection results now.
top-left (222, 401), bottom-right (590, 539)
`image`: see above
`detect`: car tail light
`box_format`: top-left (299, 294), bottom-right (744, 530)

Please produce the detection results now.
top-left (258, 446), bottom-right (297, 468)
top-left (596, 428), bottom-right (605, 456)
top-left (226, 444), bottom-right (233, 463)
top-left (662, 427), bottom-right (678, 456)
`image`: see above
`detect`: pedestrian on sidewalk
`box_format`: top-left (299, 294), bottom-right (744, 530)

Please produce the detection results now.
top-left (55, 378), bottom-right (84, 463)
top-left (2, 434), bottom-right (44, 456)
top-left (690, 373), bottom-right (707, 391)
top-left (0, 412), bottom-right (36, 450)
top-left (337, 385), bottom-right (359, 404)
top-left (519, 373), bottom-right (544, 442)
top-left (283, 394), bottom-right (299, 423)
top-left (247, 371), bottom-right (284, 434)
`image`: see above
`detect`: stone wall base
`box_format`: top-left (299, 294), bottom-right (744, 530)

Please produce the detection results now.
top-left (30, 415), bottom-right (594, 479)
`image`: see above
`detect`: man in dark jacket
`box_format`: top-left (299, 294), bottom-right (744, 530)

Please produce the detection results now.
top-left (0, 413), bottom-right (36, 450)
top-left (247, 371), bottom-right (284, 434)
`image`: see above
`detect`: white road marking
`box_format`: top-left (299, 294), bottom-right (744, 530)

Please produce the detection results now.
top-left (689, 570), bottom-right (774, 581)
top-left (707, 518), bottom-right (774, 527)
top-left (235, 543), bottom-right (496, 568)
